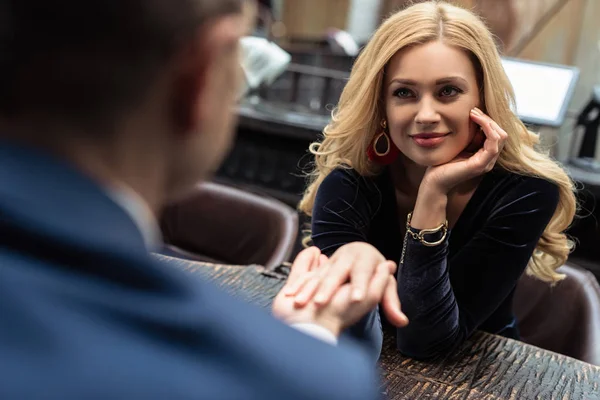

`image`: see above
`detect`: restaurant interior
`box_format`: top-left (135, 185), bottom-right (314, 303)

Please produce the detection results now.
top-left (159, 1), bottom-right (600, 397)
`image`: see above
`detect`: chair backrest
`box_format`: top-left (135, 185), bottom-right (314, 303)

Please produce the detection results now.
top-left (513, 263), bottom-right (600, 366)
top-left (160, 182), bottom-right (298, 268)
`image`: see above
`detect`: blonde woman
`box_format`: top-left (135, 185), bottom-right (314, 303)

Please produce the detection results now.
top-left (288, 1), bottom-right (577, 360)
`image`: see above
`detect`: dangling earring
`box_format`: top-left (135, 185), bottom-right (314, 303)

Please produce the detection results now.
top-left (367, 120), bottom-right (400, 165)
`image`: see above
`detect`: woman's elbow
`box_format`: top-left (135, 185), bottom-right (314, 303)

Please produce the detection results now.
top-left (395, 328), bottom-right (464, 360)
top-left (396, 340), bottom-right (445, 360)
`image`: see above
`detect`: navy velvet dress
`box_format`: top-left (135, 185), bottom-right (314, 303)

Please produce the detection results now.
top-left (311, 166), bottom-right (559, 359)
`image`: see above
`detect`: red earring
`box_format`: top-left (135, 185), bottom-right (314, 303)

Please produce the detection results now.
top-left (367, 120), bottom-right (399, 165)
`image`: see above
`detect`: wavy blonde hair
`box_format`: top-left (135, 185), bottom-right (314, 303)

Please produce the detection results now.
top-left (298, 1), bottom-right (577, 283)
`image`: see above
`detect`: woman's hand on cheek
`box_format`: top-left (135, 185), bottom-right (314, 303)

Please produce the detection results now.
top-left (464, 124), bottom-right (486, 155)
top-left (422, 107), bottom-right (508, 194)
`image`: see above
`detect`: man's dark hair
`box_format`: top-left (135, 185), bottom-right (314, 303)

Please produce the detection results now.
top-left (0, 0), bottom-right (242, 130)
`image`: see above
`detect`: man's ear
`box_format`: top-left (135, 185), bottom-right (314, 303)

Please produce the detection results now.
top-left (170, 16), bottom-right (242, 135)
top-left (170, 37), bottom-right (209, 135)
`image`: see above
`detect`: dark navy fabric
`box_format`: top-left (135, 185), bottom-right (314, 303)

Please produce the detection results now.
top-left (312, 166), bottom-right (559, 359)
top-left (0, 141), bottom-right (379, 399)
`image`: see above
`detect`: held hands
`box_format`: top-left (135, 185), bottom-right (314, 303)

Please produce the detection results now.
top-left (423, 107), bottom-right (508, 194)
top-left (272, 244), bottom-right (409, 337)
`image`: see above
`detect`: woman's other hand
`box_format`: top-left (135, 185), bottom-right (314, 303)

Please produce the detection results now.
top-left (422, 107), bottom-right (508, 195)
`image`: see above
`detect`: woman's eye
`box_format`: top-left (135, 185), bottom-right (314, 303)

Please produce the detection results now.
top-left (439, 86), bottom-right (461, 97)
top-left (393, 88), bottom-right (413, 98)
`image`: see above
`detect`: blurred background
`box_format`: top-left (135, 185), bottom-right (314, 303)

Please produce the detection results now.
top-left (166, 0), bottom-right (600, 282)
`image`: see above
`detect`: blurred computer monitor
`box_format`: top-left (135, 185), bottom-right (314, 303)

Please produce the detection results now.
top-left (501, 57), bottom-right (579, 128)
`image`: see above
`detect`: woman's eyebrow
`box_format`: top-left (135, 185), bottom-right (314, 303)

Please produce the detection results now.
top-left (388, 76), bottom-right (469, 87)
top-left (435, 76), bottom-right (468, 85)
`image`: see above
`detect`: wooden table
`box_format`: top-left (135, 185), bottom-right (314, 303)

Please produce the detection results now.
top-left (156, 255), bottom-right (600, 400)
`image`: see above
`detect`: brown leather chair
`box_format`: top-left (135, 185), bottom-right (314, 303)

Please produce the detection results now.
top-left (159, 182), bottom-right (298, 268)
top-left (513, 263), bottom-right (600, 366)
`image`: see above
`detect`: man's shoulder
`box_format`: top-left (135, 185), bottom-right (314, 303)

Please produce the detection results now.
top-left (0, 250), bottom-right (378, 400)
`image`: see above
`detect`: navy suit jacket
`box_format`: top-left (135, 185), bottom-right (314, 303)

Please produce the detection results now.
top-left (0, 141), bottom-right (379, 399)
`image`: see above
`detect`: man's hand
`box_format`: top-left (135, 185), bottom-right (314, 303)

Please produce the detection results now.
top-left (272, 247), bottom-right (406, 337)
top-left (282, 243), bottom-right (409, 328)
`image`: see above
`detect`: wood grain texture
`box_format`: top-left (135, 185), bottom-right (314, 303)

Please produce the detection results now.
top-left (155, 254), bottom-right (600, 400)
top-left (153, 254), bottom-right (286, 308)
top-left (379, 329), bottom-right (600, 399)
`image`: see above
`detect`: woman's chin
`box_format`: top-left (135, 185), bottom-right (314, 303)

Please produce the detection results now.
top-left (408, 154), bottom-right (456, 168)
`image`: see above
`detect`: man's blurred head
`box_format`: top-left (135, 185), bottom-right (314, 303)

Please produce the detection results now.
top-left (0, 0), bottom-right (251, 203)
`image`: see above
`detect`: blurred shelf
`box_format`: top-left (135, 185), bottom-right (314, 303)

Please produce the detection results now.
top-left (213, 177), bottom-right (301, 208)
top-left (237, 100), bottom-right (326, 141)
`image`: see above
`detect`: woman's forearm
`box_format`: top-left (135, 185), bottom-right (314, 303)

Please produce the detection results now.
top-left (409, 184), bottom-right (448, 230)
top-left (396, 183), bottom-right (460, 359)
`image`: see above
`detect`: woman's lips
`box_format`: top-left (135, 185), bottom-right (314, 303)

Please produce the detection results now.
top-left (411, 133), bottom-right (451, 148)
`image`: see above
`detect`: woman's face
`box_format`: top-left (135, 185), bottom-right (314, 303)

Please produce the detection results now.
top-left (384, 41), bottom-right (482, 167)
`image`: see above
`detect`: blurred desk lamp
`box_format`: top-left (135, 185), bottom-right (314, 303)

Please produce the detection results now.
top-left (325, 28), bottom-right (359, 56)
top-left (239, 35), bottom-right (291, 98)
top-left (238, 0), bottom-right (290, 99)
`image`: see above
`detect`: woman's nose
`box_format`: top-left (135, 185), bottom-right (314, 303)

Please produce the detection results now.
top-left (414, 97), bottom-right (441, 125)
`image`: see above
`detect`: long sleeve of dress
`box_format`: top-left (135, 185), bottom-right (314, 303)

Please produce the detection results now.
top-left (311, 168), bottom-right (560, 359)
top-left (311, 169), bottom-right (380, 254)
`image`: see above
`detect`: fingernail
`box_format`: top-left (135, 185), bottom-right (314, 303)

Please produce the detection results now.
top-left (314, 293), bottom-right (326, 303)
top-left (294, 294), bottom-right (307, 305)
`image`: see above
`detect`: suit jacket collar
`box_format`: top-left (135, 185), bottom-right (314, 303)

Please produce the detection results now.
top-left (0, 140), bottom-right (149, 257)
